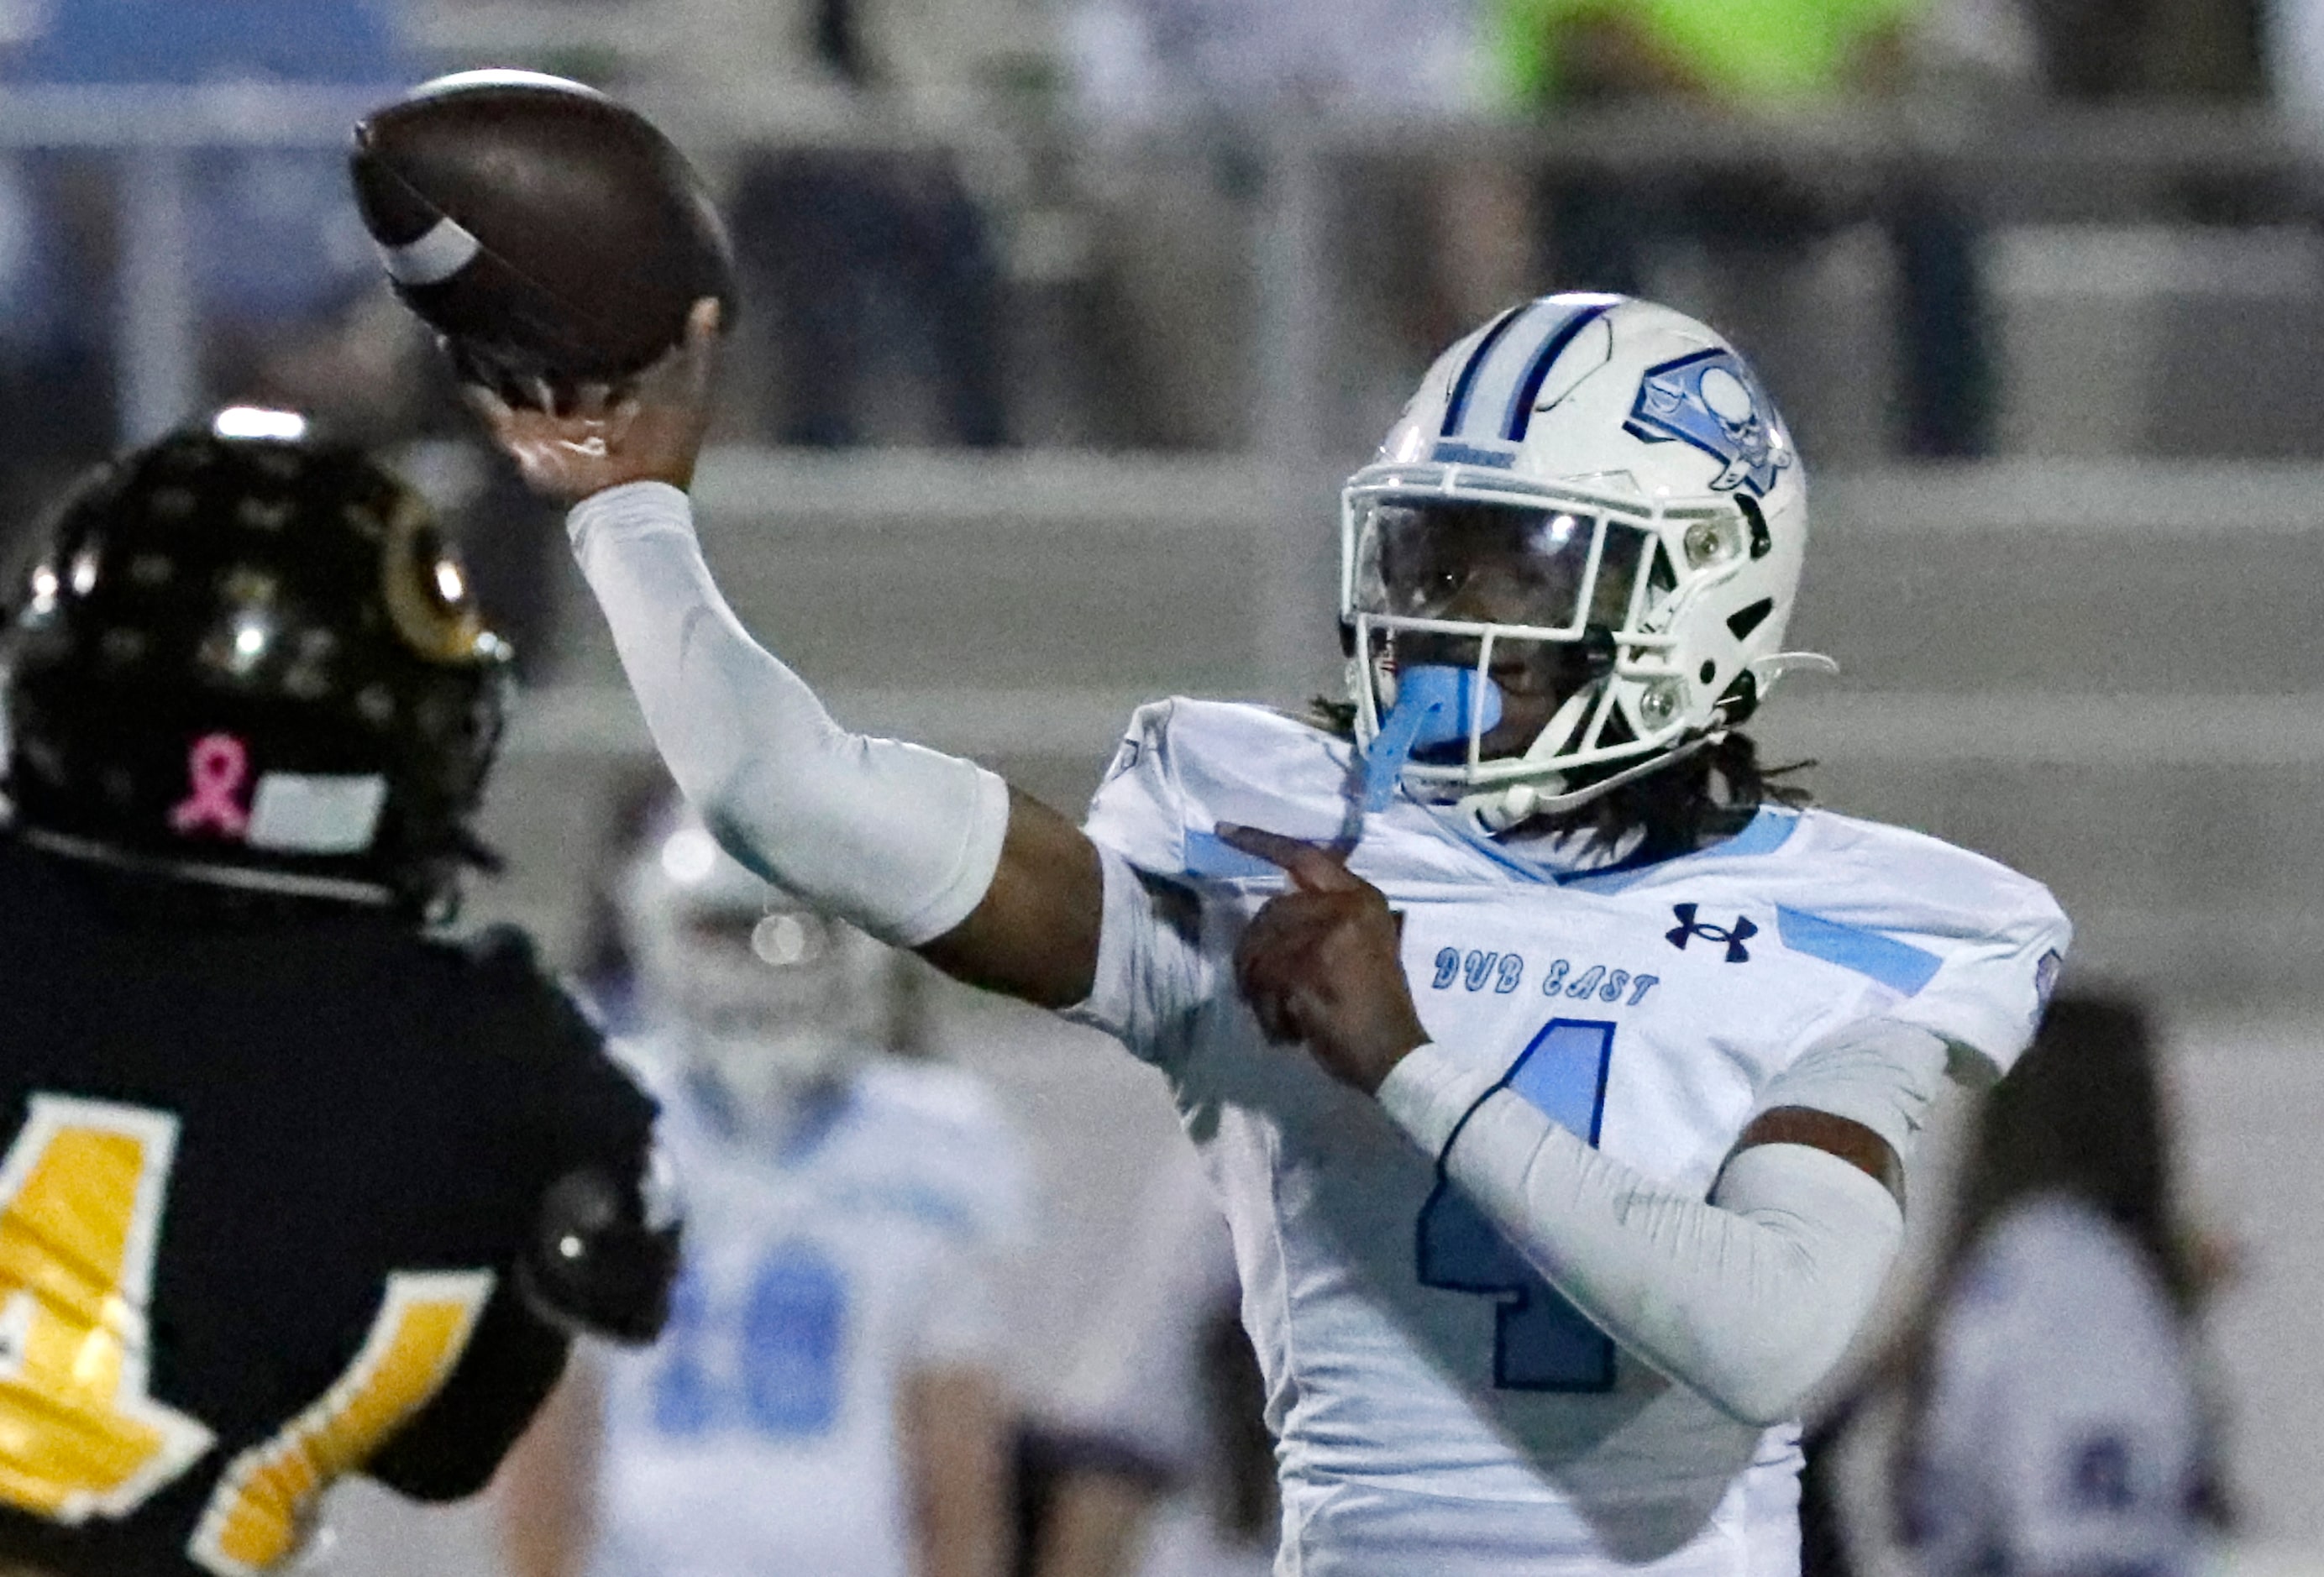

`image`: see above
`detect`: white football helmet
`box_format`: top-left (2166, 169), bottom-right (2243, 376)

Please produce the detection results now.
top-left (621, 804), bottom-right (896, 1129)
top-left (1341, 292), bottom-right (1833, 831)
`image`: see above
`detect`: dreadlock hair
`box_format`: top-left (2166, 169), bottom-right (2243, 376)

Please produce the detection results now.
top-left (1571, 730), bottom-right (1812, 859)
top-left (1307, 695), bottom-right (1812, 856)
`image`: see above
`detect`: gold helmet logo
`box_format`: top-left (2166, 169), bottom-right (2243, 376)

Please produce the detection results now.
top-left (379, 492), bottom-right (489, 664)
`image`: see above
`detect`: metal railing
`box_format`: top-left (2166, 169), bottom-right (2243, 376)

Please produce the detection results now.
top-left (0, 85), bottom-right (401, 443)
top-left (4, 84), bottom-right (2324, 453)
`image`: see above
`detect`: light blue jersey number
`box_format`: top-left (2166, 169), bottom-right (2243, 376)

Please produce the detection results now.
top-left (1415, 1019), bottom-right (1618, 1391)
top-left (742, 1244), bottom-right (847, 1434)
top-left (650, 1242), bottom-right (849, 1438)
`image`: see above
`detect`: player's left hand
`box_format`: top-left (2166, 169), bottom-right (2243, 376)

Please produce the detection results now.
top-left (1216, 824), bottom-right (1429, 1095)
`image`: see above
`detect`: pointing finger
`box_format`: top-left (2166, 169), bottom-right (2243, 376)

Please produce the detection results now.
top-left (1215, 824), bottom-right (1361, 894)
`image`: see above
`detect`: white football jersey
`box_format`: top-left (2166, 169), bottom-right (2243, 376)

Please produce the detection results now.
top-left (1070, 699), bottom-right (2070, 1576)
top-left (1907, 1197), bottom-right (2201, 1577)
top-left (588, 1050), bottom-right (1029, 1577)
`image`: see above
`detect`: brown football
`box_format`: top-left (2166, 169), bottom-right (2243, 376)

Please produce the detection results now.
top-left (349, 69), bottom-right (737, 406)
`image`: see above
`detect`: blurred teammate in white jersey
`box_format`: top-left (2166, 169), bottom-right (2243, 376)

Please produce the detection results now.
top-left (499, 807), bottom-right (1027, 1577)
top-left (464, 291), bottom-right (2069, 1576)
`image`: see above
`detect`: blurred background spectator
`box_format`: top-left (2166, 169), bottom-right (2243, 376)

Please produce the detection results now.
top-left (1495, 0), bottom-right (2034, 457)
top-left (640, 0), bottom-right (1052, 447)
top-left (1809, 993), bottom-right (2231, 1577)
top-left (2028, 0), bottom-right (2261, 99)
top-left (1057, 0), bottom-right (1504, 448)
top-left (0, 0), bottom-right (411, 513)
top-left (0, 0), bottom-right (585, 673)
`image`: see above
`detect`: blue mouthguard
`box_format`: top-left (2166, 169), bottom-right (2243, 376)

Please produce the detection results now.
top-left (1360, 665), bottom-right (1504, 813)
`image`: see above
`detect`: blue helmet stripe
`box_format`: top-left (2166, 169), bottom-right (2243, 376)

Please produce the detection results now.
top-left (1442, 296), bottom-right (1622, 444)
top-left (1444, 299), bottom-right (1572, 442)
top-left (1440, 303), bottom-right (1528, 437)
top-left (1505, 301), bottom-right (1616, 441)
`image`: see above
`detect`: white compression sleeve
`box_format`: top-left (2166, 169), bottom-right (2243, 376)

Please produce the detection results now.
top-left (566, 481), bottom-right (1011, 946)
top-left (1377, 1042), bottom-right (1906, 1426)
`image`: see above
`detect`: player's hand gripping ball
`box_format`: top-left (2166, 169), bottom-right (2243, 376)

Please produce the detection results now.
top-left (349, 69), bottom-right (737, 412)
top-left (465, 298), bottom-right (721, 501)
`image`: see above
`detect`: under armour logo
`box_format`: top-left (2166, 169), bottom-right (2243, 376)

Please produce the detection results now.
top-left (1666, 903), bottom-right (1756, 962)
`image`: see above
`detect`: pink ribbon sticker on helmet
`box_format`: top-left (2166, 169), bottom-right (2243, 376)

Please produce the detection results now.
top-left (170, 733), bottom-right (251, 838)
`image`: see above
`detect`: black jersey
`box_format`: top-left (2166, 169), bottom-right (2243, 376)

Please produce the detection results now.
top-left (0, 837), bottom-right (658, 1577)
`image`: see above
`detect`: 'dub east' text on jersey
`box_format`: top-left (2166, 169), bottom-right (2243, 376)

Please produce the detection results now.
top-left (1070, 699), bottom-right (2069, 1577)
top-left (590, 1050), bottom-right (1026, 1577)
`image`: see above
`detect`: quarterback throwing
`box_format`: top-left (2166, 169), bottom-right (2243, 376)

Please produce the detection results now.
top-left (467, 292), bottom-right (2067, 1576)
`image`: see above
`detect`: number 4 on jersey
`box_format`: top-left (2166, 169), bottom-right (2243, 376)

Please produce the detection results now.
top-left (1416, 1019), bottom-right (1619, 1391)
top-left (0, 1097), bottom-right (214, 1521)
top-left (0, 1095), bottom-right (492, 1576)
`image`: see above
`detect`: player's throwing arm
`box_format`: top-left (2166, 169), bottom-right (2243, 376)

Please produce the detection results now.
top-left (348, 70), bottom-right (1101, 1004)
top-left (463, 300), bottom-right (1104, 1009)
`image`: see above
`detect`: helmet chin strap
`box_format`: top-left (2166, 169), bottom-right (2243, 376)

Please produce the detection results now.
top-left (1466, 730), bottom-right (1723, 834)
top-left (1462, 678), bottom-right (1614, 833)
top-left (1358, 664), bottom-right (1655, 837)
top-left (1470, 652), bottom-right (1836, 830)
top-left (1360, 646), bottom-right (1827, 841)
top-left (1465, 647), bottom-right (1825, 833)
top-left (1508, 685), bottom-right (1601, 788)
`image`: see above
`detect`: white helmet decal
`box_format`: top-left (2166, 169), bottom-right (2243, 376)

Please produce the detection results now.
top-left (1624, 348), bottom-right (1794, 497)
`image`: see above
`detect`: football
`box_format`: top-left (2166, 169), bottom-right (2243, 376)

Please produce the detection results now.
top-left (349, 69), bottom-right (737, 406)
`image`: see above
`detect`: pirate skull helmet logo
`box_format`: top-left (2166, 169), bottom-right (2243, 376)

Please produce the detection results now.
top-left (1624, 348), bottom-right (1794, 497)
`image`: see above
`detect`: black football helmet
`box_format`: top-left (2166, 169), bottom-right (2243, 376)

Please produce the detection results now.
top-left (3, 413), bottom-right (513, 914)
